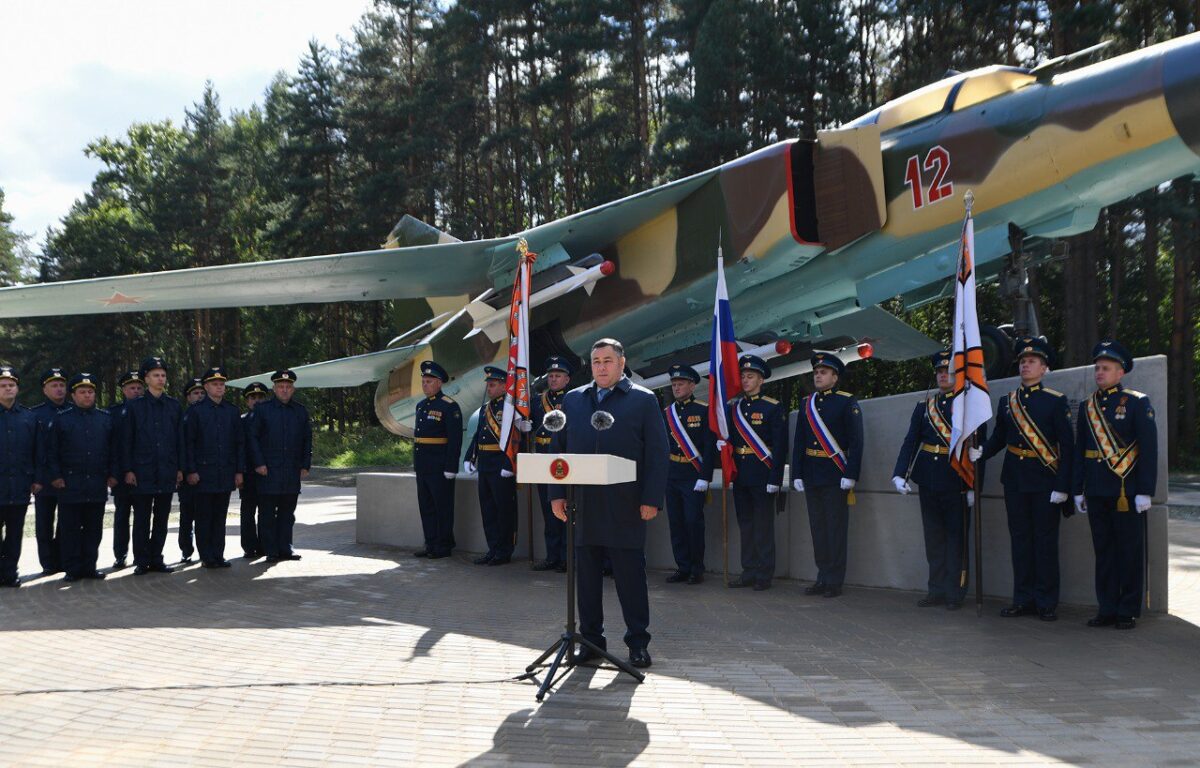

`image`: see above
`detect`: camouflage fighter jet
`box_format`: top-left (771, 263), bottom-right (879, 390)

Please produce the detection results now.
top-left (1, 32), bottom-right (1198, 438)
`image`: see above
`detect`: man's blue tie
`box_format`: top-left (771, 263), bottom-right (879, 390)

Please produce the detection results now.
top-left (597, 387), bottom-right (609, 403)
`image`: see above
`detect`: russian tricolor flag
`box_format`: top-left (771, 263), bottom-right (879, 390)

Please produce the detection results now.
top-left (708, 256), bottom-right (740, 484)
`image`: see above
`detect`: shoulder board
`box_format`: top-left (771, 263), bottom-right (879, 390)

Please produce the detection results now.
top-left (836, 391), bottom-right (854, 397)
top-left (1122, 389), bottom-right (1147, 399)
top-left (1042, 387), bottom-right (1064, 397)
top-left (694, 400), bottom-right (708, 407)
top-left (761, 396), bottom-right (779, 405)
top-left (441, 395), bottom-right (455, 404)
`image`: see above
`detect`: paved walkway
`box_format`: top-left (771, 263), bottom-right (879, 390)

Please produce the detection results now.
top-left (2, 485), bottom-right (1200, 766)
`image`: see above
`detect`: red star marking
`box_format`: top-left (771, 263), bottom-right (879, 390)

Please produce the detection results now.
top-left (94, 291), bottom-right (144, 306)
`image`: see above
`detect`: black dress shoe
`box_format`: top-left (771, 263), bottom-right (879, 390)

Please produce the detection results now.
top-left (150, 563), bottom-right (175, 573)
top-left (412, 549), bottom-right (430, 558)
top-left (1087, 615), bottom-right (1117, 628)
top-left (112, 557), bottom-right (127, 569)
top-left (284, 553), bottom-right (302, 561)
top-left (133, 565), bottom-right (150, 575)
top-left (1115, 616), bottom-right (1136, 630)
top-left (917, 595), bottom-right (946, 608)
top-left (41, 568), bottom-right (63, 577)
top-left (571, 646), bottom-right (600, 665)
top-left (1000, 604), bottom-right (1035, 618)
top-left (531, 560), bottom-right (556, 571)
top-left (487, 557), bottom-right (511, 566)
top-left (687, 573), bottom-right (703, 585)
top-left (0, 579), bottom-right (19, 588)
top-left (554, 562), bottom-right (567, 573)
top-left (665, 571), bottom-right (688, 583)
top-left (1038, 608), bottom-right (1058, 622)
top-left (179, 556), bottom-right (193, 564)
top-left (63, 573), bottom-right (81, 583)
top-left (945, 601), bottom-right (962, 611)
top-left (823, 586), bottom-right (842, 598)
top-left (753, 580), bottom-right (771, 591)
top-left (629, 648), bottom-right (652, 669)
top-left (803, 583), bottom-right (826, 596)
top-left (264, 556), bottom-right (280, 563)
top-left (727, 577), bottom-right (753, 588)
top-left (83, 571), bottom-right (106, 580)
top-left (426, 551), bottom-right (449, 560)
top-left (244, 551), bottom-right (263, 559)
top-left (473, 554), bottom-right (493, 565)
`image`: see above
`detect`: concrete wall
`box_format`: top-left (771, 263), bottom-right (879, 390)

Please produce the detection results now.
top-left (357, 356), bottom-right (1170, 612)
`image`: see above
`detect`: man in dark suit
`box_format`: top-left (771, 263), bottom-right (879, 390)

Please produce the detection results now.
top-left (465, 366), bottom-right (519, 566)
top-left (248, 369), bottom-right (313, 563)
top-left (177, 377), bottom-right (206, 563)
top-left (183, 367), bottom-right (245, 568)
top-left (0, 367), bottom-right (39, 588)
top-left (122, 356), bottom-right (182, 576)
top-left (31, 367), bottom-right (70, 576)
top-left (238, 382), bottom-right (269, 559)
top-left (662, 363), bottom-right (715, 585)
top-left (106, 370), bottom-right (143, 569)
top-left (411, 361), bottom-right (461, 559)
top-left (549, 338), bottom-right (669, 669)
top-left (529, 355), bottom-right (573, 572)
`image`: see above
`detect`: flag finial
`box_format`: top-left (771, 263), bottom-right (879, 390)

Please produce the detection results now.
top-left (963, 190), bottom-right (975, 214)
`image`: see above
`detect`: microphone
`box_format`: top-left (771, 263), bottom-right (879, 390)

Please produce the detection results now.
top-left (590, 410), bottom-right (614, 431)
top-left (543, 409), bottom-right (567, 433)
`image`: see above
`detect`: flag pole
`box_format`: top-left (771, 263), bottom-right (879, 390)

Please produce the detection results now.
top-left (973, 430), bottom-right (983, 617)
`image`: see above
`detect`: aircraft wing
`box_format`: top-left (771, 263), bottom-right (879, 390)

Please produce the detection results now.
top-left (816, 306), bottom-right (943, 360)
top-left (228, 343), bottom-right (424, 390)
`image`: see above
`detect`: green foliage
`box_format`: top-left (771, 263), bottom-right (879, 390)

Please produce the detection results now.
top-left (312, 425), bottom-right (414, 467)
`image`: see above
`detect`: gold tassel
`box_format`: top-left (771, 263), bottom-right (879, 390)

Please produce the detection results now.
top-left (847, 489), bottom-right (856, 506)
top-left (1117, 477), bottom-right (1129, 512)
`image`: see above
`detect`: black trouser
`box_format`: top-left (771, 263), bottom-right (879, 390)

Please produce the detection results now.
top-left (1004, 490), bottom-right (1060, 610)
top-left (733, 484), bottom-right (775, 583)
top-left (239, 483), bottom-right (261, 556)
top-left (112, 492), bottom-right (133, 561)
top-left (919, 487), bottom-right (970, 602)
top-left (0, 504), bottom-right (28, 582)
top-left (415, 469), bottom-right (455, 555)
top-left (258, 493), bottom-right (299, 558)
top-left (59, 502), bottom-right (105, 577)
top-left (665, 478), bottom-right (706, 576)
top-left (537, 484), bottom-right (566, 564)
top-left (178, 492), bottom-right (196, 557)
top-left (194, 491), bottom-right (232, 564)
top-left (132, 492), bottom-right (173, 568)
top-left (805, 484), bottom-right (850, 587)
top-left (34, 495), bottom-right (60, 572)
top-left (478, 470), bottom-right (517, 560)
top-left (1087, 495), bottom-right (1145, 618)
top-left (576, 545), bottom-right (650, 652)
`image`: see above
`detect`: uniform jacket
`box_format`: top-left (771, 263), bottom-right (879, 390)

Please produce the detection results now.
top-left (981, 382), bottom-right (1074, 494)
top-left (240, 411), bottom-right (258, 495)
top-left (892, 392), bottom-right (986, 493)
top-left (45, 406), bottom-right (118, 504)
top-left (31, 399), bottom-right (70, 496)
top-left (792, 389), bottom-right (864, 488)
top-left (0, 403), bottom-right (38, 506)
top-left (662, 395), bottom-right (716, 483)
top-left (549, 378), bottom-right (670, 549)
top-left (467, 396), bottom-right (512, 473)
top-left (121, 391), bottom-right (184, 495)
top-left (530, 388), bottom-right (567, 454)
top-left (413, 392), bottom-right (463, 475)
top-left (247, 397), bottom-right (313, 496)
top-left (105, 399), bottom-right (133, 498)
top-left (184, 397), bottom-right (246, 493)
top-left (1072, 383), bottom-right (1157, 498)
top-left (729, 393), bottom-right (790, 487)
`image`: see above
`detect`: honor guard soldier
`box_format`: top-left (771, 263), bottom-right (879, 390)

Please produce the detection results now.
top-left (122, 356), bottom-right (183, 575)
top-left (792, 353), bottom-right (863, 598)
top-left (177, 377), bottom-right (206, 563)
top-left (239, 382), bottom-right (270, 559)
top-left (725, 354), bottom-right (788, 591)
top-left (974, 337), bottom-right (1074, 621)
top-left (0, 367), bottom-right (39, 587)
top-left (465, 366), bottom-right (518, 566)
top-left (31, 367), bottom-right (70, 576)
top-left (46, 373), bottom-right (118, 582)
top-left (183, 367), bottom-right (245, 568)
top-left (1073, 340), bottom-right (1157, 630)
top-left (106, 370), bottom-right (143, 569)
top-left (891, 351), bottom-right (983, 610)
top-left (248, 369), bottom-right (313, 562)
top-left (412, 361), bottom-right (462, 559)
top-left (662, 363), bottom-right (715, 585)
top-left (530, 355), bottom-right (573, 572)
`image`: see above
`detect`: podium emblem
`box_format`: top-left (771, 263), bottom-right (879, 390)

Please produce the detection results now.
top-left (550, 457), bottom-right (570, 480)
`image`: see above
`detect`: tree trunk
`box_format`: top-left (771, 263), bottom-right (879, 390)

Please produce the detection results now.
top-left (1143, 198), bottom-right (1161, 349)
top-left (1062, 229), bottom-right (1099, 367)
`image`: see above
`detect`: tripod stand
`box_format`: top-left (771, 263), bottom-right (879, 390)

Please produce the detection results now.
top-left (515, 485), bottom-right (646, 702)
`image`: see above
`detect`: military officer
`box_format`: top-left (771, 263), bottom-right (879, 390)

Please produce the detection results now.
top-left (891, 351), bottom-right (983, 610)
top-left (412, 361), bottom-right (462, 559)
top-left (1073, 340), bottom-right (1157, 630)
top-left (973, 337), bottom-right (1074, 621)
top-left (239, 382), bottom-right (270, 559)
top-left (177, 377), bottom-right (206, 564)
top-left (248, 369), bottom-right (313, 563)
top-left (184, 367), bottom-right (245, 568)
top-left (662, 363), bottom-right (715, 585)
top-left (529, 355), bottom-right (573, 572)
top-left (46, 373), bottom-right (117, 582)
top-left (465, 366), bottom-right (518, 566)
top-left (792, 353), bottom-right (863, 598)
top-left (548, 338), bottom-right (669, 669)
top-left (122, 356), bottom-right (182, 576)
top-left (0, 367), bottom-right (39, 588)
top-left (106, 370), bottom-right (143, 568)
top-left (722, 354), bottom-right (788, 591)
top-left (31, 367), bottom-right (70, 575)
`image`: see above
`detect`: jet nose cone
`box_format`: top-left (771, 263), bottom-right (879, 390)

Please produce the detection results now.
top-left (1164, 32), bottom-right (1200, 156)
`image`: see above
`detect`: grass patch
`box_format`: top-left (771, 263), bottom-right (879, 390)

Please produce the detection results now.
top-left (313, 426), bottom-right (413, 468)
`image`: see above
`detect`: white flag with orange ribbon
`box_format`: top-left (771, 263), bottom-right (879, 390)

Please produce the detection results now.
top-left (949, 201), bottom-right (993, 487)
top-left (500, 240), bottom-right (535, 472)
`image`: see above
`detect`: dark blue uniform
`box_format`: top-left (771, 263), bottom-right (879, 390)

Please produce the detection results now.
top-left (122, 391), bottom-right (184, 569)
top-left (467, 396), bottom-right (518, 563)
top-left (184, 396), bottom-right (245, 565)
top-left (31, 398), bottom-right (71, 573)
top-left (728, 393), bottom-right (788, 587)
top-left (0, 402), bottom-right (38, 585)
top-left (980, 383), bottom-right (1074, 613)
top-left (530, 387), bottom-right (568, 566)
top-left (893, 392), bottom-right (984, 604)
top-left (46, 405), bottom-right (117, 579)
top-left (413, 391), bottom-right (462, 557)
top-left (177, 393), bottom-right (202, 561)
top-left (247, 395), bottom-right (313, 559)
top-left (793, 388), bottom-right (863, 590)
top-left (105, 399), bottom-right (136, 564)
top-left (239, 410), bottom-right (262, 557)
top-left (1073, 383), bottom-right (1157, 620)
top-left (663, 395), bottom-right (715, 579)
top-left (549, 378), bottom-right (669, 654)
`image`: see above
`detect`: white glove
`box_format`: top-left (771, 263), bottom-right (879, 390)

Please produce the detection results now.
top-left (515, 418), bottom-right (532, 433)
top-left (892, 476), bottom-right (910, 494)
top-left (693, 480), bottom-right (709, 493)
top-left (443, 471), bottom-right (455, 480)
top-left (1135, 494), bottom-right (1151, 513)
top-left (463, 460), bottom-right (477, 474)
top-left (966, 490), bottom-right (975, 507)
top-left (792, 478), bottom-right (805, 493)
top-left (715, 439), bottom-right (727, 451)
top-left (1074, 495), bottom-right (1087, 515)
top-left (968, 446), bottom-right (983, 462)
top-left (766, 484), bottom-right (780, 494)
top-left (1049, 491), bottom-right (1068, 505)
top-left (500, 469), bottom-right (515, 478)
top-left (840, 478), bottom-right (855, 491)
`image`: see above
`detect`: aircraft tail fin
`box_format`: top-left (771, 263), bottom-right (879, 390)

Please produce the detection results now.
top-left (383, 215), bottom-right (462, 249)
